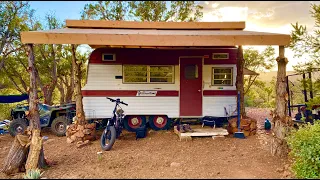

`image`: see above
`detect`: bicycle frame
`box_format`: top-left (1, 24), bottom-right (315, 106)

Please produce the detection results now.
top-left (106, 98), bottom-right (126, 137)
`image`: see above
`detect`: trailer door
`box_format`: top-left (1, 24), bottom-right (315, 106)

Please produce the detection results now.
top-left (179, 57), bottom-right (203, 117)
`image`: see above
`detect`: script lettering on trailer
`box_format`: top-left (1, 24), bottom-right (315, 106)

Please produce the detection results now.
top-left (136, 91), bottom-right (157, 96)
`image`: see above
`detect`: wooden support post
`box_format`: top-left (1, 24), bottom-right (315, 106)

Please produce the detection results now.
top-left (308, 72), bottom-right (313, 99)
top-left (236, 46), bottom-right (245, 117)
top-left (271, 45), bottom-right (291, 157)
top-left (286, 76), bottom-right (291, 117)
top-left (25, 44), bottom-right (42, 171)
top-left (302, 73), bottom-right (308, 102)
top-left (71, 44), bottom-right (86, 125)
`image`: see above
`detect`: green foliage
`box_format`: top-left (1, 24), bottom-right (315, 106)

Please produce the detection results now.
top-left (23, 169), bottom-right (42, 179)
top-left (286, 121), bottom-right (320, 179)
top-left (290, 4), bottom-right (320, 68)
top-left (242, 46), bottom-right (277, 108)
top-left (243, 46), bottom-right (276, 73)
top-left (81, 1), bottom-right (203, 22)
top-left (244, 78), bottom-right (276, 108)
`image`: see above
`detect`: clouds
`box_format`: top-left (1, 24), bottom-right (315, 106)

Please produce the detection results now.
top-left (200, 1), bottom-right (319, 33)
top-left (198, 1), bottom-right (320, 71)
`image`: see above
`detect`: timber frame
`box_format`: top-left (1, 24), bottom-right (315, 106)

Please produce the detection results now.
top-left (21, 20), bottom-right (290, 157)
top-left (21, 20), bottom-right (290, 47)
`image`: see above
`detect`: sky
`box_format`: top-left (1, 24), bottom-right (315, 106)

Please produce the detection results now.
top-left (29, 1), bottom-right (320, 71)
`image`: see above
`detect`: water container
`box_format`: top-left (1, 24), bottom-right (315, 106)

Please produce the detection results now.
top-left (264, 118), bottom-right (271, 130)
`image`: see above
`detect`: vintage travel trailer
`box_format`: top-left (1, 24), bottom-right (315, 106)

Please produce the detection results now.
top-left (82, 47), bottom-right (243, 130)
top-left (20, 20), bottom-right (290, 131)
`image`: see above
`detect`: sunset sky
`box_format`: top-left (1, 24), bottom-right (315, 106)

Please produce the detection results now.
top-left (29, 1), bottom-right (320, 71)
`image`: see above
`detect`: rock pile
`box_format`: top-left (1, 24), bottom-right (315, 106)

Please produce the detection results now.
top-left (227, 117), bottom-right (257, 137)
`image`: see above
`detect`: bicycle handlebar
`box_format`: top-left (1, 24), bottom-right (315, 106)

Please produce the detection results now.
top-left (106, 97), bottom-right (128, 106)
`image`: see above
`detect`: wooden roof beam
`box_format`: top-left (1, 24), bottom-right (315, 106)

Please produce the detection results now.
top-left (21, 31), bottom-right (291, 46)
top-left (65, 20), bottom-right (246, 30)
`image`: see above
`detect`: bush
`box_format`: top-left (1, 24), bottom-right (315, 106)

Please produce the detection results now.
top-left (286, 121), bottom-right (320, 179)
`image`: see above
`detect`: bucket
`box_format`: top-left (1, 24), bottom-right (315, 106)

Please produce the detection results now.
top-left (135, 125), bottom-right (147, 139)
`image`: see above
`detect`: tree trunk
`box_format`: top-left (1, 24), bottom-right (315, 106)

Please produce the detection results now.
top-left (271, 46), bottom-right (290, 157)
top-left (71, 44), bottom-right (85, 125)
top-left (1, 135), bottom-right (29, 175)
top-left (25, 44), bottom-right (42, 171)
top-left (236, 46), bottom-right (246, 117)
top-left (1, 134), bottom-right (48, 175)
top-left (57, 82), bottom-right (65, 104)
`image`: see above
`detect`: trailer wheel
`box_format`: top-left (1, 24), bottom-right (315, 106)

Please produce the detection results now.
top-left (148, 115), bottom-right (171, 131)
top-left (124, 115), bottom-right (146, 132)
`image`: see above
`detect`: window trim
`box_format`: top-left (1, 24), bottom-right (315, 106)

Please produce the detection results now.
top-left (102, 53), bottom-right (116, 61)
top-left (122, 64), bottom-right (175, 84)
top-left (211, 67), bottom-right (233, 86)
top-left (212, 53), bottom-right (229, 60)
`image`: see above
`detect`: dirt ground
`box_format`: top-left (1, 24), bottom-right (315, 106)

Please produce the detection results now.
top-left (0, 108), bottom-right (293, 179)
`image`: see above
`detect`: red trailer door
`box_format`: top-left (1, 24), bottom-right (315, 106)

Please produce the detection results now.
top-left (179, 57), bottom-right (203, 117)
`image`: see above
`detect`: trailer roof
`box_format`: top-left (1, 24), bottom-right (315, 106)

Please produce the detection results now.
top-left (20, 20), bottom-right (290, 46)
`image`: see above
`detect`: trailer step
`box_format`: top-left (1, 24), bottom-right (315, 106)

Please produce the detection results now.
top-left (173, 125), bottom-right (228, 141)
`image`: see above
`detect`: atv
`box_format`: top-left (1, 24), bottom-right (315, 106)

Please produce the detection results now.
top-left (9, 102), bottom-right (76, 137)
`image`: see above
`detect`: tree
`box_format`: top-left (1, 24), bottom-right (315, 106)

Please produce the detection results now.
top-left (289, 3), bottom-right (320, 109)
top-left (81, 1), bottom-right (203, 22)
top-left (243, 46), bottom-right (276, 95)
top-left (290, 4), bottom-right (320, 63)
top-left (0, 1), bottom-right (32, 89)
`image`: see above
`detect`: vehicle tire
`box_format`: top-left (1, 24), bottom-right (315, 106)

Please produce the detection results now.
top-left (100, 126), bottom-right (116, 151)
top-left (51, 116), bottom-right (68, 137)
top-left (148, 115), bottom-right (171, 131)
top-left (123, 115), bottom-right (146, 132)
top-left (9, 118), bottom-right (28, 137)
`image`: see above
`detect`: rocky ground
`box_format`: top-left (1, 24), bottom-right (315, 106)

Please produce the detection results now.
top-left (0, 108), bottom-right (293, 179)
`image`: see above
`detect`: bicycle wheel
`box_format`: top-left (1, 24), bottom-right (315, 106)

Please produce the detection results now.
top-left (100, 125), bottom-right (116, 151)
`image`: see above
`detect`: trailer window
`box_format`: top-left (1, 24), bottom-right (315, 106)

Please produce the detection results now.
top-left (123, 65), bottom-right (148, 83)
top-left (212, 67), bottom-right (233, 86)
top-left (150, 66), bottom-right (174, 83)
top-left (123, 65), bottom-right (174, 83)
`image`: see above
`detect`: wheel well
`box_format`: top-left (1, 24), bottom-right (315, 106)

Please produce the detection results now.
top-left (12, 111), bottom-right (25, 119)
top-left (49, 110), bottom-right (67, 126)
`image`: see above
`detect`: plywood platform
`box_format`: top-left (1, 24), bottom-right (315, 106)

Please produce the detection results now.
top-left (174, 125), bottom-right (229, 141)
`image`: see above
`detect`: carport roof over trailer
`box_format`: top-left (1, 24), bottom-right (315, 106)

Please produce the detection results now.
top-left (20, 20), bottom-right (291, 47)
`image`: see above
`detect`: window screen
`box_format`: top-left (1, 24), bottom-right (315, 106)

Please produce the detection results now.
top-left (212, 67), bottom-right (233, 85)
top-left (123, 65), bottom-right (174, 83)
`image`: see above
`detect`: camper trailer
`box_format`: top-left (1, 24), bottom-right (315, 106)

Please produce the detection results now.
top-left (82, 47), bottom-right (240, 130)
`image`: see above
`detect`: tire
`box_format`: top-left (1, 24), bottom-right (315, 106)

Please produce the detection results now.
top-left (100, 126), bottom-right (116, 151)
top-left (123, 115), bottom-right (147, 132)
top-left (148, 115), bottom-right (171, 131)
top-left (51, 116), bottom-right (68, 137)
top-left (9, 118), bottom-right (28, 137)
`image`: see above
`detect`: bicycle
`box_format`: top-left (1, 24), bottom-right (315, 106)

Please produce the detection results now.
top-left (100, 97), bottom-right (128, 151)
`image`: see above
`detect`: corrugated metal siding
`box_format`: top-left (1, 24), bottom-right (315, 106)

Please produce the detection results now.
top-left (203, 96), bottom-right (237, 117)
top-left (83, 97), bottom-right (179, 118)
top-left (203, 64), bottom-right (237, 91)
top-left (82, 64), bottom-right (179, 90)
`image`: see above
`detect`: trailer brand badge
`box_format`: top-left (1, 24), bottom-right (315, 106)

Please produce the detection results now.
top-left (136, 91), bottom-right (157, 96)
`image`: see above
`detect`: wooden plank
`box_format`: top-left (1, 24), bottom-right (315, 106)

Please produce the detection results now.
top-left (179, 128), bottom-right (228, 137)
top-left (66, 20), bottom-right (246, 30)
top-left (20, 29), bottom-right (291, 46)
top-left (173, 126), bottom-right (228, 141)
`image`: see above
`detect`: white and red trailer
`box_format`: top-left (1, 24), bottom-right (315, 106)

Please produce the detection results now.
top-left (82, 47), bottom-right (248, 130)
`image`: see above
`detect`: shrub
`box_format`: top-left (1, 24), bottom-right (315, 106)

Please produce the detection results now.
top-left (286, 121), bottom-right (320, 179)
